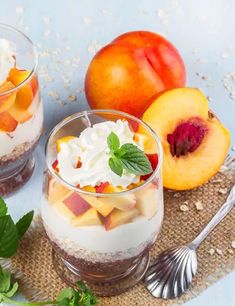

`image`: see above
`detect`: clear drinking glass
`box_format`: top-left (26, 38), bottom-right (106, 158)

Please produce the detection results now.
top-left (0, 24), bottom-right (43, 196)
top-left (41, 110), bottom-right (163, 296)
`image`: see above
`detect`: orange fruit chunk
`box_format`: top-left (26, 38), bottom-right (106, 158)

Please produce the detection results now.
top-left (0, 81), bottom-right (16, 113)
top-left (0, 111), bottom-right (18, 132)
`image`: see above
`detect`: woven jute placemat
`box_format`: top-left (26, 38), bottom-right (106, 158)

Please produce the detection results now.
top-left (1, 168), bottom-right (235, 305)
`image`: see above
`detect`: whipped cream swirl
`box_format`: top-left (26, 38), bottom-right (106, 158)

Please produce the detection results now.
top-left (0, 39), bottom-right (16, 85)
top-left (57, 119), bottom-right (142, 188)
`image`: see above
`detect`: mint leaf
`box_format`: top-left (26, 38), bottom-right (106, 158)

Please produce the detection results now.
top-left (0, 266), bottom-right (11, 293)
top-left (118, 144), bottom-right (152, 175)
top-left (0, 215), bottom-right (19, 258)
top-left (57, 297), bottom-right (70, 306)
top-left (109, 157), bottom-right (123, 176)
top-left (5, 282), bottom-right (18, 297)
top-left (16, 210), bottom-right (34, 239)
top-left (0, 198), bottom-right (7, 217)
top-left (77, 281), bottom-right (97, 306)
top-left (57, 287), bottom-right (74, 301)
top-left (107, 132), bottom-right (120, 151)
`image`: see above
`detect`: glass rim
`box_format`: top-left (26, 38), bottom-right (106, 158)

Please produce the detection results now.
top-left (45, 109), bottom-right (163, 197)
top-left (0, 23), bottom-right (38, 96)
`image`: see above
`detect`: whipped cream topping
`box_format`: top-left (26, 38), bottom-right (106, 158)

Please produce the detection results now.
top-left (57, 119), bottom-right (142, 188)
top-left (0, 39), bottom-right (16, 85)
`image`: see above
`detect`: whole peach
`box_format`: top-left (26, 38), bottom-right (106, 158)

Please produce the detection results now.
top-left (85, 31), bottom-right (186, 118)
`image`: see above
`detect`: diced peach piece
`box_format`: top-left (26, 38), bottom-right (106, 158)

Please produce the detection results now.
top-left (56, 136), bottom-right (76, 152)
top-left (30, 76), bottom-right (39, 96)
top-left (8, 68), bottom-right (34, 110)
top-left (8, 68), bottom-right (30, 86)
top-left (104, 208), bottom-right (139, 231)
top-left (81, 194), bottom-right (114, 217)
top-left (48, 178), bottom-right (70, 204)
top-left (54, 201), bottom-right (76, 220)
top-left (71, 208), bottom-right (102, 227)
top-left (0, 111), bottom-right (18, 132)
top-left (8, 104), bottom-right (32, 123)
top-left (63, 192), bottom-right (91, 216)
top-left (0, 82), bottom-right (16, 113)
top-left (136, 184), bottom-right (158, 219)
top-left (100, 185), bottom-right (136, 211)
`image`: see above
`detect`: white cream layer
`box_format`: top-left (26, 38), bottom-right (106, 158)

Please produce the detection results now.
top-left (0, 94), bottom-right (43, 158)
top-left (57, 119), bottom-right (142, 188)
top-left (41, 193), bottom-right (164, 255)
top-left (0, 38), bottom-right (16, 85)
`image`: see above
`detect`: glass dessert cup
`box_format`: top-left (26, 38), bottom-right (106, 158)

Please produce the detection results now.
top-left (41, 110), bottom-right (163, 296)
top-left (0, 24), bottom-right (43, 196)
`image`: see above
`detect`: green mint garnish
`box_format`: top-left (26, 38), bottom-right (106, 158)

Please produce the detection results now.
top-left (0, 197), bottom-right (34, 258)
top-left (107, 132), bottom-right (152, 177)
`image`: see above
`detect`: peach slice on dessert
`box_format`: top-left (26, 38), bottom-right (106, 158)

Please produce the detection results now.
top-left (0, 81), bottom-right (16, 113)
top-left (54, 201), bottom-right (77, 220)
top-left (104, 208), bottom-right (139, 231)
top-left (0, 111), bottom-right (18, 132)
top-left (136, 184), bottom-right (158, 219)
top-left (48, 178), bottom-right (70, 204)
top-left (56, 136), bottom-right (76, 152)
top-left (141, 88), bottom-right (231, 190)
top-left (8, 104), bottom-right (32, 123)
top-left (63, 192), bottom-right (91, 216)
top-left (8, 68), bottom-right (34, 110)
top-left (72, 208), bottom-right (102, 226)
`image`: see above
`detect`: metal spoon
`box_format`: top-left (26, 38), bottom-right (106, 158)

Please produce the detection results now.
top-left (145, 184), bottom-right (235, 299)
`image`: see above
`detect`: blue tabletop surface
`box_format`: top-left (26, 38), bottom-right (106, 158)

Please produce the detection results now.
top-left (0, 0), bottom-right (235, 305)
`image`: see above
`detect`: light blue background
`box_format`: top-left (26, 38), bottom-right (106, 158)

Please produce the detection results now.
top-left (1, 0), bottom-right (235, 305)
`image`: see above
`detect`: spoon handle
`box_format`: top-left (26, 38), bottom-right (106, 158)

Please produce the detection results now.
top-left (189, 185), bottom-right (235, 249)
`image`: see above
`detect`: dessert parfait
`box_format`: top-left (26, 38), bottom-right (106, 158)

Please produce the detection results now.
top-left (0, 24), bottom-right (42, 196)
top-left (41, 110), bottom-right (163, 296)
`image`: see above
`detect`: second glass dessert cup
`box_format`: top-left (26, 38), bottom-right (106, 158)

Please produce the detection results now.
top-left (0, 24), bottom-right (43, 196)
top-left (41, 110), bottom-right (163, 296)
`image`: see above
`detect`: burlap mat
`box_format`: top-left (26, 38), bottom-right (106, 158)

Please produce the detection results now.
top-left (1, 167), bottom-right (235, 305)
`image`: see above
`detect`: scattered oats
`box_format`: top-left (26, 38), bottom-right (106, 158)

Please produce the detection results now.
top-left (231, 241), bottom-right (235, 249)
top-left (44, 30), bottom-right (51, 37)
top-left (43, 16), bottom-right (51, 24)
top-left (38, 50), bottom-right (50, 57)
top-left (88, 40), bottom-right (102, 54)
top-left (68, 94), bottom-right (77, 102)
top-left (232, 145), bottom-right (235, 151)
top-left (195, 201), bottom-right (203, 211)
top-left (59, 100), bottom-right (65, 107)
top-left (207, 96), bottom-right (213, 102)
top-left (180, 204), bottom-right (189, 212)
top-left (83, 17), bottom-right (91, 24)
top-left (212, 178), bottom-right (223, 184)
top-left (183, 201), bottom-right (189, 205)
top-left (201, 75), bottom-right (210, 81)
top-left (227, 248), bottom-right (234, 254)
top-left (48, 91), bottom-right (59, 100)
top-left (208, 248), bottom-right (215, 255)
top-left (216, 248), bottom-right (223, 255)
top-left (173, 192), bottom-right (181, 198)
top-left (218, 188), bottom-right (228, 195)
top-left (196, 58), bottom-right (207, 64)
top-left (221, 52), bottom-right (229, 59)
top-left (157, 9), bottom-right (169, 24)
top-left (16, 7), bottom-right (24, 14)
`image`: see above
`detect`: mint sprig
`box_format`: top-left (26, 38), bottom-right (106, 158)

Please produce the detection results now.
top-left (0, 198), bottom-right (34, 258)
top-left (107, 132), bottom-right (152, 177)
top-left (0, 266), bottom-right (97, 306)
top-left (0, 197), bottom-right (97, 306)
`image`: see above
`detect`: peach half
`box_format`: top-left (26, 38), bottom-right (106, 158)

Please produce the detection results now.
top-left (140, 88), bottom-right (231, 190)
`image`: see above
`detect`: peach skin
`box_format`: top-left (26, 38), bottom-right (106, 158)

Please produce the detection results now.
top-left (85, 31), bottom-right (186, 117)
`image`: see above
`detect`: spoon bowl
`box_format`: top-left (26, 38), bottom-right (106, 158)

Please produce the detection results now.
top-left (145, 245), bottom-right (197, 299)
